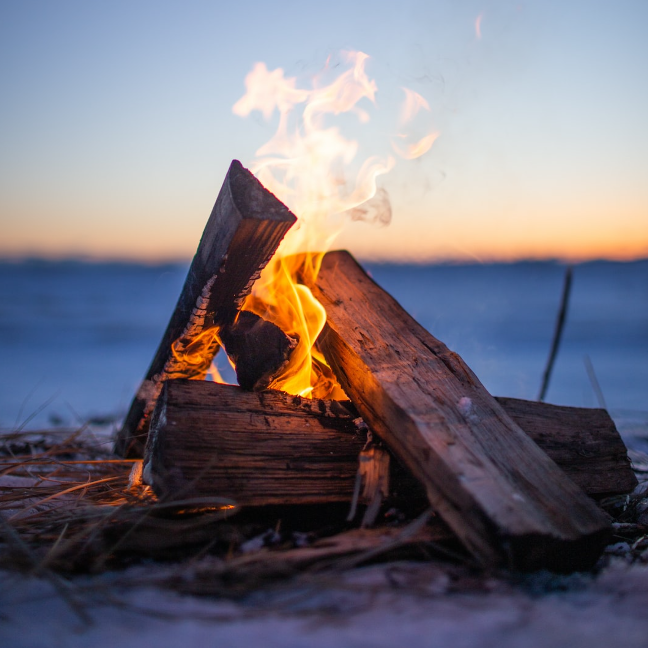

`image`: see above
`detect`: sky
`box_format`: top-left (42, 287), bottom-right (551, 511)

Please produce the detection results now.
top-left (1, 0), bottom-right (647, 263)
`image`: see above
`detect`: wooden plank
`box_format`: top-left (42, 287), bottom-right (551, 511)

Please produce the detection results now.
top-left (143, 380), bottom-right (365, 505)
top-left (496, 397), bottom-right (637, 497)
top-left (143, 380), bottom-right (635, 510)
top-left (304, 250), bottom-right (611, 571)
top-left (114, 160), bottom-right (296, 458)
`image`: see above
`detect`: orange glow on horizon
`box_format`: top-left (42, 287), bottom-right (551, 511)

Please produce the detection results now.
top-left (2, 218), bottom-right (647, 265)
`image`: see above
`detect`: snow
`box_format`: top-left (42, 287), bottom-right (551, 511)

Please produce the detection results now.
top-left (2, 561), bottom-right (648, 648)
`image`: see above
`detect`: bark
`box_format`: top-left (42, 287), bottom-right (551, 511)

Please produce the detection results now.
top-left (115, 160), bottom-right (296, 457)
top-left (304, 250), bottom-right (611, 571)
top-left (144, 380), bottom-right (634, 512)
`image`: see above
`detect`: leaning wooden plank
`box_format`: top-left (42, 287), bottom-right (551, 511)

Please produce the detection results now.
top-left (115, 160), bottom-right (297, 458)
top-left (305, 250), bottom-right (611, 571)
top-left (143, 380), bottom-right (635, 510)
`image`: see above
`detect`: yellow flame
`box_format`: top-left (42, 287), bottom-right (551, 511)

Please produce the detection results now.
top-left (233, 51), bottom-right (438, 399)
top-left (170, 326), bottom-right (226, 382)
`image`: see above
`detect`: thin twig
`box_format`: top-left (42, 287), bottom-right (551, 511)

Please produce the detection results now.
top-left (538, 265), bottom-right (573, 402)
top-left (584, 354), bottom-right (608, 410)
top-left (0, 516), bottom-right (93, 626)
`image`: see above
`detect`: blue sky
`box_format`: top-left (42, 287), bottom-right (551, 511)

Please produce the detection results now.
top-left (1, 0), bottom-right (647, 261)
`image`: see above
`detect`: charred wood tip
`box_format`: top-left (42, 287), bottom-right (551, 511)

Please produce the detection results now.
top-left (220, 311), bottom-right (299, 391)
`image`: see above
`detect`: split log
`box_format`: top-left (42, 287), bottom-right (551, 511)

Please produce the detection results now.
top-left (496, 397), bottom-right (637, 497)
top-left (219, 310), bottom-right (298, 391)
top-left (144, 380), bottom-right (365, 506)
top-left (143, 380), bottom-right (635, 509)
top-left (304, 250), bottom-right (611, 571)
top-left (115, 160), bottom-right (297, 458)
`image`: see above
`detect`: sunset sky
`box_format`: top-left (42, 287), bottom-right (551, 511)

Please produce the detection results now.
top-left (1, 0), bottom-right (646, 263)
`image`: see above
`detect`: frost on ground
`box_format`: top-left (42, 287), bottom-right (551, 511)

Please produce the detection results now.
top-left (1, 560), bottom-right (648, 648)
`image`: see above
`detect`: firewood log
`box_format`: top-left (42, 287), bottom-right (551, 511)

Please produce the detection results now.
top-left (304, 250), bottom-right (611, 571)
top-left (495, 397), bottom-right (636, 497)
top-left (219, 310), bottom-right (298, 391)
top-left (144, 381), bottom-right (364, 506)
top-left (144, 380), bottom-right (634, 510)
top-left (115, 160), bottom-right (296, 458)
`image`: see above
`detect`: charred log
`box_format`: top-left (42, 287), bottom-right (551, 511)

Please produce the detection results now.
top-left (115, 160), bottom-right (296, 458)
top-left (144, 380), bottom-right (634, 513)
top-left (219, 311), bottom-right (298, 391)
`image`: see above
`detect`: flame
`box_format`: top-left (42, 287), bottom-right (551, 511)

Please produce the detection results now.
top-left (233, 51), bottom-right (438, 399)
top-left (170, 326), bottom-right (226, 383)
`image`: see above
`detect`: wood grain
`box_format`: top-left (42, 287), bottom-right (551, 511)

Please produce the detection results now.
top-left (115, 160), bottom-right (296, 458)
top-left (143, 380), bottom-right (634, 511)
top-left (144, 380), bottom-right (365, 506)
top-left (306, 250), bottom-right (611, 571)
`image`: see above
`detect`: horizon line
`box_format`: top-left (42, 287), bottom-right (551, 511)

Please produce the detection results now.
top-left (1, 251), bottom-right (647, 267)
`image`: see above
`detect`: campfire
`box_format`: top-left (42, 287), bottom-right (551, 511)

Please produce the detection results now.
top-left (110, 53), bottom-right (636, 573)
top-left (2, 54), bottom-right (638, 587)
top-left (109, 155), bottom-right (638, 571)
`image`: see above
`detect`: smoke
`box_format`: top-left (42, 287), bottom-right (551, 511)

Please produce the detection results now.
top-left (346, 187), bottom-right (392, 227)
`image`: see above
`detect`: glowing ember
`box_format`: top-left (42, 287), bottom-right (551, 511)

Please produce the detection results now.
top-left (233, 51), bottom-right (438, 399)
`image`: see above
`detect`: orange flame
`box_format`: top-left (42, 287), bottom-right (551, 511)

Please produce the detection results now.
top-left (170, 327), bottom-right (226, 383)
top-left (233, 51), bottom-right (438, 399)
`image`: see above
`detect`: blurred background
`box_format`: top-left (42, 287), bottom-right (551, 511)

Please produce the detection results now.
top-left (0, 1), bottom-right (646, 437)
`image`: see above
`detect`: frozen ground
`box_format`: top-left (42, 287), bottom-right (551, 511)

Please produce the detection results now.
top-left (1, 258), bottom-right (647, 646)
top-left (2, 560), bottom-right (648, 648)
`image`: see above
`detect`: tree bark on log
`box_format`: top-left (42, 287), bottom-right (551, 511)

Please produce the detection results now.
top-left (496, 397), bottom-right (636, 497)
top-left (144, 380), bottom-right (364, 506)
top-left (143, 380), bottom-right (635, 511)
top-left (114, 160), bottom-right (296, 458)
top-left (304, 250), bottom-right (611, 571)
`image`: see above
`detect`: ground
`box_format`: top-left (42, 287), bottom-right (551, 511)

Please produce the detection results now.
top-left (2, 559), bottom-right (648, 647)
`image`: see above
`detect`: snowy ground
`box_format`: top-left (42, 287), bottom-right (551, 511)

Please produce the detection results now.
top-left (1, 259), bottom-right (646, 646)
top-left (2, 560), bottom-right (648, 648)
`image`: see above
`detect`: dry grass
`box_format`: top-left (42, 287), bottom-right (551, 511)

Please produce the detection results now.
top-left (0, 425), bottom-right (456, 600)
top-left (0, 427), bottom-right (243, 575)
top-left (1, 423), bottom-right (646, 609)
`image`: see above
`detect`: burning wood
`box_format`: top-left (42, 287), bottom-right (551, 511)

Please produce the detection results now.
top-left (115, 160), bottom-right (297, 457)
top-left (111, 150), bottom-right (629, 572)
top-left (218, 310), bottom-right (297, 391)
top-left (145, 380), bottom-right (635, 508)
top-left (111, 151), bottom-right (628, 572)
top-left (144, 380), bottom-right (366, 506)
top-left (303, 250), bottom-right (612, 571)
